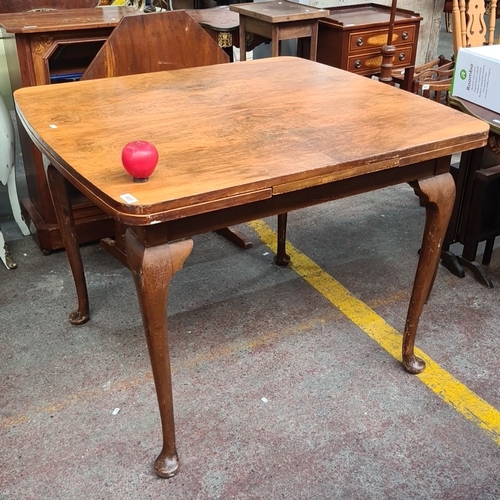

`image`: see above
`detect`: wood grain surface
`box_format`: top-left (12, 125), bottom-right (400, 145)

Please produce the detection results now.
top-left (0, 6), bottom-right (139, 33)
top-left (229, 1), bottom-right (328, 23)
top-left (15, 57), bottom-right (488, 220)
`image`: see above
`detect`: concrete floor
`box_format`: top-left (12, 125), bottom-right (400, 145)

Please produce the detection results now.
top-left (1, 17), bottom-right (500, 500)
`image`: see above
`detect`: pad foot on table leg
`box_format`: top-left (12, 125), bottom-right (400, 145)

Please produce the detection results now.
top-left (403, 354), bottom-right (426, 374)
top-left (69, 310), bottom-right (89, 325)
top-left (154, 451), bottom-right (180, 478)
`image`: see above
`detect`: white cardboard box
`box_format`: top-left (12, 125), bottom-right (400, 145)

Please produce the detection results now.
top-left (451, 45), bottom-right (500, 113)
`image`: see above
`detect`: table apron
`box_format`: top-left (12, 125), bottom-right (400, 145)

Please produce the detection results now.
top-left (139, 157), bottom-right (448, 245)
top-left (244, 17), bottom-right (315, 40)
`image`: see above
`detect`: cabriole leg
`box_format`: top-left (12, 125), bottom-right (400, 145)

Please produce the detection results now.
top-left (125, 229), bottom-right (193, 478)
top-left (46, 165), bottom-right (89, 325)
top-left (404, 173), bottom-right (455, 374)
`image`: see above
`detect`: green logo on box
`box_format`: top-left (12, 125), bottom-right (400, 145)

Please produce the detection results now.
top-left (460, 69), bottom-right (467, 80)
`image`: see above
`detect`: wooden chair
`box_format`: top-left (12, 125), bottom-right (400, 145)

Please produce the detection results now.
top-left (452, 0), bottom-right (498, 54)
top-left (82, 11), bottom-right (229, 79)
top-left (401, 0), bottom-right (498, 102)
top-left (81, 11), bottom-right (260, 256)
top-left (394, 55), bottom-right (454, 103)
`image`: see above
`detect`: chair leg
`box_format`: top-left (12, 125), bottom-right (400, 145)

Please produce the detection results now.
top-left (7, 167), bottom-right (30, 236)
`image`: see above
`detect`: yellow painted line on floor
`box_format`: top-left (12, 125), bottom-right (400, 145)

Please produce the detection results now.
top-left (249, 219), bottom-right (500, 446)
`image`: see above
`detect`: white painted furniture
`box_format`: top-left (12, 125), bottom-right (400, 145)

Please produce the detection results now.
top-left (1, 92), bottom-right (30, 269)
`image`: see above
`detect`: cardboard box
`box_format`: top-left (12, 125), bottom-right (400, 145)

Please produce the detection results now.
top-left (451, 45), bottom-right (500, 113)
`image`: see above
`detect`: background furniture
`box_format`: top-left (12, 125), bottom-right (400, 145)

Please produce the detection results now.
top-left (0, 0), bottom-right (98, 12)
top-left (82, 10), bottom-right (228, 79)
top-left (442, 105), bottom-right (500, 287)
top-left (301, 3), bottom-right (421, 77)
top-left (440, 0), bottom-right (500, 287)
top-left (186, 6), bottom-right (240, 59)
top-left (1, 93), bottom-right (30, 269)
top-left (0, 6), bottom-right (138, 253)
top-left (230, 0), bottom-right (328, 62)
top-left (452, 0), bottom-right (498, 54)
top-left (185, 5), bottom-right (269, 61)
top-left (394, 54), bottom-right (454, 102)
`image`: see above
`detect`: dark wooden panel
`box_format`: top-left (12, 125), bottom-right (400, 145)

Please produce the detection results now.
top-left (0, 0), bottom-right (97, 13)
top-left (82, 11), bottom-right (229, 80)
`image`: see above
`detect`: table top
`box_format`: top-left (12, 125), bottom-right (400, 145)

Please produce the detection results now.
top-left (186, 6), bottom-right (239, 31)
top-left (321, 3), bottom-right (422, 28)
top-left (0, 6), bottom-right (139, 34)
top-left (229, 1), bottom-right (328, 23)
top-left (14, 57), bottom-right (488, 225)
top-left (449, 96), bottom-right (500, 136)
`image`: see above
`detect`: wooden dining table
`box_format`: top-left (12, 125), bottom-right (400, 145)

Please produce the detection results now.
top-left (14, 57), bottom-right (488, 478)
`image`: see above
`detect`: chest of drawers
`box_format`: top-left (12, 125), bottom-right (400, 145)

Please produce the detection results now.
top-left (314, 3), bottom-right (422, 77)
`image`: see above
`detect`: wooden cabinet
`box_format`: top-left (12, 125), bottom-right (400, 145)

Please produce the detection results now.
top-left (310, 3), bottom-right (422, 77)
top-left (0, 7), bottom-right (139, 252)
top-left (0, 0), bottom-right (99, 13)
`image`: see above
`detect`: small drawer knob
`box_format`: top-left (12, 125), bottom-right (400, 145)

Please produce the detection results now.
top-left (356, 37), bottom-right (364, 46)
top-left (354, 60), bottom-right (362, 69)
top-left (398, 53), bottom-right (406, 61)
top-left (402, 31), bottom-right (409, 40)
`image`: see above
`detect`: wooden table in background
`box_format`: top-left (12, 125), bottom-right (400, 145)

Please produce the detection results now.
top-left (0, 6), bottom-right (139, 253)
top-left (186, 5), bottom-right (268, 60)
top-left (15, 57), bottom-right (488, 477)
top-left (230, 0), bottom-right (328, 61)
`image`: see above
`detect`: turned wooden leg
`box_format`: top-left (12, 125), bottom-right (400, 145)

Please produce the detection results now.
top-left (404, 173), bottom-right (455, 374)
top-left (46, 165), bottom-right (89, 325)
top-left (125, 229), bottom-right (193, 478)
top-left (274, 213), bottom-right (290, 266)
top-left (239, 17), bottom-right (247, 62)
top-left (309, 22), bottom-right (319, 61)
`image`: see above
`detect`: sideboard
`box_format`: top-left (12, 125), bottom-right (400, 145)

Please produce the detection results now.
top-left (0, 7), bottom-right (139, 252)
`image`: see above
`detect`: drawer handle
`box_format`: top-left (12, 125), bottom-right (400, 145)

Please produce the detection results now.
top-left (354, 60), bottom-right (362, 69)
top-left (398, 53), bottom-right (406, 61)
top-left (402, 31), bottom-right (409, 40)
top-left (356, 37), bottom-right (364, 46)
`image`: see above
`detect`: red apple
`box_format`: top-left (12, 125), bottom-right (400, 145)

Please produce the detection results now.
top-left (121, 140), bottom-right (159, 182)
